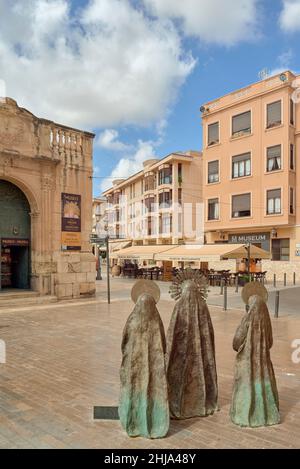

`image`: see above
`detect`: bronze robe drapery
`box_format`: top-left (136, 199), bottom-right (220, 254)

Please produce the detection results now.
top-left (166, 281), bottom-right (218, 419)
top-left (230, 295), bottom-right (280, 427)
top-left (119, 293), bottom-right (169, 438)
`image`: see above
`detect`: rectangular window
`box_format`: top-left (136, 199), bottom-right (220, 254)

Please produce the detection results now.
top-left (290, 98), bottom-right (295, 126)
top-left (267, 145), bottom-right (281, 172)
top-left (147, 217), bottom-right (156, 236)
top-left (178, 188), bottom-right (182, 206)
top-left (144, 174), bottom-right (156, 191)
top-left (159, 166), bottom-right (172, 185)
top-left (290, 144), bottom-right (295, 170)
top-left (272, 238), bottom-right (290, 261)
top-left (141, 180), bottom-right (143, 194)
top-left (290, 187), bottom-right (295, 215)
top-left (232, 193), bottom-right (251, 218)
top-left (232, 111), bottom-right (251, 137)
top-left (207, 122), bottom-right (219, 146)
top-left (178, 163), bottom-right (183, 186)
top-left (208, 160), bottom-right (219, 183)
top-left (267, 100), bottom-right (281, 128)
top-left (232, 152), bottom-right (251, 178)
top-left (159, 191), bottom-right (172, 208)
top-left (144, 197), bottom-right (155, 213)
top-left (267, 189), bottom-right (281, 215)
top-left (160, 214), bottom-right (172, 234)
top-left (208, 198), bottom-right (219, 220)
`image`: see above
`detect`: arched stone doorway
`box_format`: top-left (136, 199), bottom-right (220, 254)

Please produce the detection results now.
top-left (0, 180), bottom-right (31, 290)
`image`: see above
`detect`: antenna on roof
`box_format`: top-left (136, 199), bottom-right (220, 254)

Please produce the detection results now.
top-left (258, 68), bottom-right (270, 81)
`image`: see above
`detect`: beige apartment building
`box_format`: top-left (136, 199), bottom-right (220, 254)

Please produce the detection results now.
top-left (202, 70), bottom-right (300, 277)
top-left (102, 151), bottom-right (202, 253)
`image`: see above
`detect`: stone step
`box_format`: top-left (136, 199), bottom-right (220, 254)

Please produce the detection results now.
top-left (0, 291), bottom-right (57, 309)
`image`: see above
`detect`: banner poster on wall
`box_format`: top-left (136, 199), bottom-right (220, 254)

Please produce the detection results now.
top-left (61, 193), bottom-right (81, 251)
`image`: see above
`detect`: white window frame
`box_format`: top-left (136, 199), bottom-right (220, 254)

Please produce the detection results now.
top-left (265, 98), bottom-right (283, 130)
top-left (289, 186), bottom-right (295, 215)
top-left (230, 192), bottom-right (252, 219)
top-left (290, 143), bottom-right (295, 171)
top-left (231, 151), bottom-right (252, 179)
top-left (266, 187), bottom-right (283, 216)
top-left (290, 97), bottom-right (296, 127)
top-left (265, 144), bottom-right (283, 173)
top-left (207, 159), bottom-right (220, 184)
top-left (207, 197), bottom-right (220, 221)
top-left (207, 121), bottom-right (220, 147)
top-left (230, 109), bottom-right (252, 139)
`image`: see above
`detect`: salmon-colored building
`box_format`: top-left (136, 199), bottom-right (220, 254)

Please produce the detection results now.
top-left (202, 70), bottom-right (300, 277)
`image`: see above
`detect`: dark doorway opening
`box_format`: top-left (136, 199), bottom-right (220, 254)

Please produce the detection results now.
top-left (1, 244), bottom-right (30, 290)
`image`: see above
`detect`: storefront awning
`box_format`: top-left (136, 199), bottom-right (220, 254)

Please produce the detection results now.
top-left (154, 243), bottom-right (271, 261)
top-left (109, 240), bottom-right (132, 258)
top-left (116, 245), bottom-right (175, 260)
top-left (223, 244), bottom-right (271, 259)
top-left (114, 243), bottom-right (271, 262)
top-left (110, 240), bottom-right (132, 252)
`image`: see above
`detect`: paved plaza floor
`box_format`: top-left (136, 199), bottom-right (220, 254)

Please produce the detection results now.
top-left (0, 277), bottom-right (300, 448)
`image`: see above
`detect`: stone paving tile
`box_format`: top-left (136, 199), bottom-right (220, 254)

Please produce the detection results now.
top-left (0, 277), bottom-right (300, 448)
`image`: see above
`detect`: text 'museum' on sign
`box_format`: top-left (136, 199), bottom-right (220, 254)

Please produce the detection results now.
top-left (228, 232), bottom-right (270, 244)
top-left (61, 193), bottom-right (81, 251)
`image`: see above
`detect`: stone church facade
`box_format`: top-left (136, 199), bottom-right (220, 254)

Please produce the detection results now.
top-left (0, 98), bottom-right (96, 299)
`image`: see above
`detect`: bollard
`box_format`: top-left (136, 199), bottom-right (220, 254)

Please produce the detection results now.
top-left (284, 273), bottom-right (287, 287)
top-left (293, 272), bottom-right (296, 286)
top-left (273, 274), bottom-right (276, 288)
top-left (220, 278), bottom-right (224, 295)
top-left (223, 284), bottom-right (227, 311)
top-left (235, 275), bottom-right (239, 293)
top-left (274, 291), bottom-right (280, 318)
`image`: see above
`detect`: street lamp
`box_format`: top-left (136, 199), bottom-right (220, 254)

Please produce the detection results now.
top-left (95, 214), bottom-right (102, 280)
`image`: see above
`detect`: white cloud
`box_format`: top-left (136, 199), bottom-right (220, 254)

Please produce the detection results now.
top-left (143, 0), bottom-right (260, 46)
top-left (100, 140), bottom-right (157, 191)
top-left (268, 49), bottom-right (296, 77)
top-left (96, 129), bottom-right (133, 151)
top-left (280, 0), bottom-right (300, 32)
top-left (0, 0), bottom-right (195, 129)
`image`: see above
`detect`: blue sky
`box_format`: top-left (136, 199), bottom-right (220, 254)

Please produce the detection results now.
top-left (1, 0), bottom-right (300, 196)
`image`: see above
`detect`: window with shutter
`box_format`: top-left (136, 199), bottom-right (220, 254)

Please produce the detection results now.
top-left (290, 187), bottom-right (295, 215)
top-left (290, 144), bottom-right (295, 170)
top-left (290, 98), bottom-right (295, 126)
top-left (267, 145), bottom-right (281, 172)
top-left (267, 189), bottom-right (281, 215)
top-left (232, 111), bottom-right (251, 137)
top-left (232, 152), bottom-right (251, 178)
top-left (208, 160), bottom-right (219, 183)
top-left (272, 239), bottom-right (290, 261)
top-left (232, 193), bottom-right (251, 218)
top-left (267, 101), bottom-right (281, 128)
top-left (208, 198), bottom-right (219, 220)
top-left (207, 122), bottom-right (219, 146)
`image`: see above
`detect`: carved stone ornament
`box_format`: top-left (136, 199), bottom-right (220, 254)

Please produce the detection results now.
top-left (0, 119), bottom-right (25, 147)
top-left (41, 174), bottom-right (54, 191)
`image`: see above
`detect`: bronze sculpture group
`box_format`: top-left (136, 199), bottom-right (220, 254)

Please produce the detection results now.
top-left (118, 270), bottom-right (280, 439)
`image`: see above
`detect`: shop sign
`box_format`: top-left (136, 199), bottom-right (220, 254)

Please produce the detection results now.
top-left (228, 232), bottom-right (270, 244)
top-left (61, 193), bottom-right (81, 251)
top-left (1, 238), bottom-right (29, 247)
